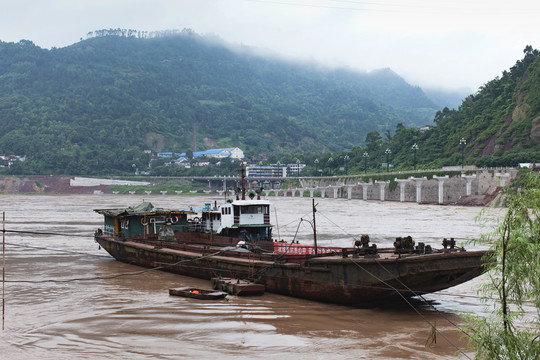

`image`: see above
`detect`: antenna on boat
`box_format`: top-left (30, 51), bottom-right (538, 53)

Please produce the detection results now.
top-left (274, 207), bottom-right (281, 242)
top-left (312, 198), bottom-right (318, 255)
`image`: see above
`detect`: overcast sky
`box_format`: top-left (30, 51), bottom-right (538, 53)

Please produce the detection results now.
top-left (1, 0), bottom-right (539, 92)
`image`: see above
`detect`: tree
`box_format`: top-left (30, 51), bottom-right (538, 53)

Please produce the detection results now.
top-left (433, 107), bottom-right (454, 124)
top-left (186, 150), bottom-right (193, 160)
top-left (364, 130), bottom-right (382, 152)
top-left (466, 169), bottom-right (539, 359)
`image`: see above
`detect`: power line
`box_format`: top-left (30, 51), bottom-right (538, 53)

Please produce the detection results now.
top-left (243, 0), bottom-right (539, 15)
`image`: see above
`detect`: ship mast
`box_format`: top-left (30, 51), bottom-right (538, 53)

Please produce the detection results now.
top-left (241, 161), bottom-right (246, 200)
top-left (236, 161), bottom-right (246, 200)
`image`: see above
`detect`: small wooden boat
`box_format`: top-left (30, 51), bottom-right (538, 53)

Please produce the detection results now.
top-left (169, 286), bottom-right (227, 300)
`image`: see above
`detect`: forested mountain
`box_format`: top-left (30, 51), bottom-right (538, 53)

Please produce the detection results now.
top-left (2, 30), bottom-right (535, 176)
top-left (420, 45), bottom-right (540, 167)
top-left (0, 29), bottom-right (439, 175)
top-left (325, 46), bottom-right (539, 173)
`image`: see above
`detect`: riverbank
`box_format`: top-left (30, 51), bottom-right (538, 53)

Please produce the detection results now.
top-left (0, 175), bottom-right (109, 194)
top-left (0, 172), bottom-right (510, 206)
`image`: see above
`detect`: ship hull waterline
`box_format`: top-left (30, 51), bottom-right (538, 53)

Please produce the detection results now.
top-left (95, 235), bottom-right (486, 306)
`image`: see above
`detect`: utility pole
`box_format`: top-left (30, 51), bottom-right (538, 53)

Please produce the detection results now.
top-left (412, 143), bottom-right (419, 170)
top-left (385, 148), bottom-right (391, 172)
top-left (460, 138), bottom-right (466, 169)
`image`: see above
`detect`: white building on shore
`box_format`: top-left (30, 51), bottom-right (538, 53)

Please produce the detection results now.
top-left (174, 147), bottom-right (245, 166)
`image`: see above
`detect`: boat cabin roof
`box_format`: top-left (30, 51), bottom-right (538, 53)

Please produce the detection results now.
top-left (231, 199), bottom-right (270, 206)
top-left (200, 199), bottom-right (270, 214)
top-left (94, 202), bottom-right (196, 217)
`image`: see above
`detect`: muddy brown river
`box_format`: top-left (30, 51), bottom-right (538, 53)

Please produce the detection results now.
top-left (0, 194), bottom-right (504, 359)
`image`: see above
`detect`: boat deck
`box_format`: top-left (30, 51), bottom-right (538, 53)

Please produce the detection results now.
top-left (123, 237), bottom-right (479, 266)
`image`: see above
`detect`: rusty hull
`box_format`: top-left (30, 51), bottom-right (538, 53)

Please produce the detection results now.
top-left (95, 235), bottom-right (486, 306)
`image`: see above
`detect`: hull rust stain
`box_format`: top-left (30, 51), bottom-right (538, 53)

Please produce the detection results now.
top-left (95, 235), bottom-right (485, 306)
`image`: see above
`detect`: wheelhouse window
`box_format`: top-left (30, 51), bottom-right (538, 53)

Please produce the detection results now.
top-left (239, 205), bottom-right (269, 214)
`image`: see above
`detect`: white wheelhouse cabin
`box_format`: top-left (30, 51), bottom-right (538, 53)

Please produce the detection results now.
top-left (200, 199), bottom-right (273, 242)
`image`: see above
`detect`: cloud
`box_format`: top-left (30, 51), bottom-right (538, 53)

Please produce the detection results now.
top-left (0, 0), bottom-right (538, 91)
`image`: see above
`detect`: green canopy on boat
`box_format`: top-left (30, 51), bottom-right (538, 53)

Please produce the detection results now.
top-left (94, 202), bottom-right (155, 216)
top-left (127, 202), bottom-right (154, 213)
top-left (94, 202), bottom-right (195, 216)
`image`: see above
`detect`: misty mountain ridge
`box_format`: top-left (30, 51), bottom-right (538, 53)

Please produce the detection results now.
top-left (217, 32), bottom-right (466, 109)
top-left (423, 87), bottom-right (470, 110)
top-left (0, 29), bottom-right (445, 174)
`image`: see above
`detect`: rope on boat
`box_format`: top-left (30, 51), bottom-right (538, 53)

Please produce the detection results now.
top-left (3, 241), bottom-right (112, 258)
top-left (2, 229), bottom-right (92, 238)
top-left (1, 225), bottom-right (309, 286)
top-left (1, 224), bottom-right (203, 237)
top-left (316, 210), bottom-right (359, 242)
top-left (278, 209), bottom-right (312, 229)
top-left (4, 227), bottom-right (531, 309)
top-left (3, 246), bottom-right (229, 284)
top-left (372, 259), bottom-right (474, 341)
top-left (347, 258), bottom-right (473, 359)
top-left (4, 237), bottom-right (531, 304)
top-left (274, 207), bottom-right (281, 242)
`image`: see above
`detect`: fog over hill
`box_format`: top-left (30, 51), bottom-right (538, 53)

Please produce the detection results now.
top-left (0, 30), bottom-right (441, 174)
top-left (1, 30), bottom-right (537, 175)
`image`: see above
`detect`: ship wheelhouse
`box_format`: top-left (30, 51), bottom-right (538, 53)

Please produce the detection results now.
top-left (232, 200), bottom-right (270, 226)
top-left (231, 199), bottom-right (272, 242)
top-left (199, 199), bottom-right (272, 242)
